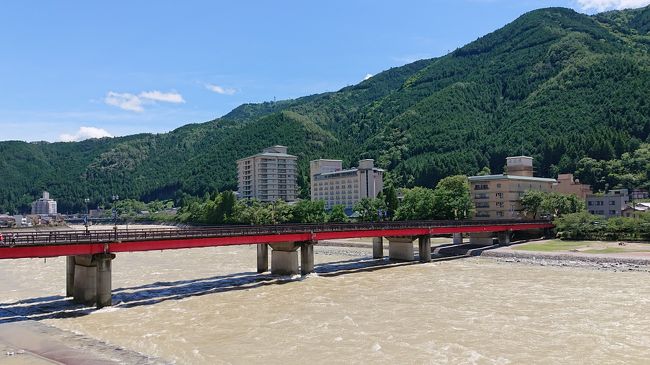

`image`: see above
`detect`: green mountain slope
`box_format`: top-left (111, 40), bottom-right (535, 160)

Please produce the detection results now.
top-left (2, 6), bottom-right (650, 213)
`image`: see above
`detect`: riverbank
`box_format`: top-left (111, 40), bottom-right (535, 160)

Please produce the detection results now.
top-left (320, 238), bottom-right (650, 272)
top-left (0, 318), bottom-right (165, 364)
top-left (483, 240), bottom-right (650, 272)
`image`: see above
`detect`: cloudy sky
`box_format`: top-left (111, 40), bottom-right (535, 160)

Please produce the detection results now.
top-left (0, 0), bottom-right (648, 142)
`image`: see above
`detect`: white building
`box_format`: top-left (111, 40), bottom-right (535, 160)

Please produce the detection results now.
top-left (31, 191), bottom-right (58, 215)
top-left (236, 146), bottom-right (298, 202)
top-left (310, 159), bottom-right (384, 210)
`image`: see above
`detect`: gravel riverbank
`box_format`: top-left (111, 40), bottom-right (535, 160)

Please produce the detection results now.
top-left (481, 249), bottom-right (650, 272)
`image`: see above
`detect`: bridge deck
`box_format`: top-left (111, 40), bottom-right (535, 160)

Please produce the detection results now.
top-left (0, 220), bottom-right (553, 259)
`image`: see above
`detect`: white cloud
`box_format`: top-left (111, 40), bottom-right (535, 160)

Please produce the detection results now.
top-left (139, 90), bottom-right (185, 103)
top-left (363, 73), bottom-right (373, 81)
top-left (205, 83), bottom-right (236, 95)
top-left (105, 92), bottom-right (143, 112)
top-left (104, 90), bottom-right (185, 112)
top-left (576, 0), bottom-right (650, 11)
top-left (59, 126), bottom-right (113, 142)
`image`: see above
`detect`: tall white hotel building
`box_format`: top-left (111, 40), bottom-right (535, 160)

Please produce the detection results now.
top-left (310, 159), bottom-right (384, 210)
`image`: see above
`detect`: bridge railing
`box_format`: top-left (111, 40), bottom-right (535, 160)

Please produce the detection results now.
top-left (1, 219), bottom-right (552, 247)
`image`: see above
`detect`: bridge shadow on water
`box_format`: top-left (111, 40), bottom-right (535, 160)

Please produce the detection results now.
top-left (0, 252), bottom-right (472, 325)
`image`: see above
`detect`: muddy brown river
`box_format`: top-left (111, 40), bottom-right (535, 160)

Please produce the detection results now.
top-left (1, 244), bottom-right (649, 364)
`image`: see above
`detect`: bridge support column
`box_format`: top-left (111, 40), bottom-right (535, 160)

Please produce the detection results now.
top-left (372, 237), bottom-right (383, 259)
top-left (387, 237), bottom-right (415, 261)
top-left (453, 233), bottom-right (464, 245)
top-left (418, 235), bottom-right (431, 263)
top-left (71, 254), bottom-right (115, 307)
top-left (497, 231), bottom-right (511, 246)
top-left (543, 228), bottom-right (554, 239)
top-left (66, 256), bottom-right (75, 297)
top-left (270, 242), bottom-right (299, 276)
top-left (300, 242), bottom-right (314, 276)
top-left (257, 244), bottom-right (269, 273)
top-left (469, 232), bottom-right (493, 246)
top-left (72, 255), bottom-right (97, 306)
top-left (95, 253), bottom-right (115, 309)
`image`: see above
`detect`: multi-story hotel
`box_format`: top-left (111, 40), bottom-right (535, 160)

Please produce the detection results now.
top-left (236, 146), bottom-right (298, 202)
top-left (31, 191), bottom-right (58, 215)
top-left (310, 159), bottom-right (384, 210)
top-left (468, 156), bottom-right (557, 220)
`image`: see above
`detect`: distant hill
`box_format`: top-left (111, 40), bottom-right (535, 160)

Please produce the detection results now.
top-left (2, 6), bottom-right (650, 213)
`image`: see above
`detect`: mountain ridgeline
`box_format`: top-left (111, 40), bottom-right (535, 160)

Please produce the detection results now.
top-left (2, 6), bottom-right (650, 213)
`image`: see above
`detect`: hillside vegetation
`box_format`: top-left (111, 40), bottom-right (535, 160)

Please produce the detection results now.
top-left (2, 6), bottom-right (650, 213)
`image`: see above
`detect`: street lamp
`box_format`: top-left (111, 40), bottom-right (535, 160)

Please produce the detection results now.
top-left (84, 198), bottom-right (90, 234)
top-left (111, 195), bottom-right (119, 240)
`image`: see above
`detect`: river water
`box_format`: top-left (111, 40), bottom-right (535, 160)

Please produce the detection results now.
top-left (1, 245), bottom-right (649, 364)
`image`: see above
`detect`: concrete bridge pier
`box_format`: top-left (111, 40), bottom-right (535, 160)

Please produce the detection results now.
top-left (95, 253), bottom-right (116, 308)
top-left (418, 235), bottom-right (431, 263)
top-left (72, 255), bottom-right (97, 306)
top-left (257, 244), bottom-right (269, 273)
top-left (543, 228), bottom-right (554, 239)
top-left (497, 231), bottom-right (511, 246)
top-left (469, 232), bottom-right (493, 246)
top-left (300, 242), bottom-right (314, 276)
top-left (71, 254), bottom-right (115, 308)
top-left (372, 237), bottom-right (384, 259)
top-left (387, 237), bottom-right (415, 261)
top-left (66, 256), bottom-right (75, 297)
top-left (270, 242), bottom-right (300, 276)
top-left (453, 233), bottom-right (464, 245)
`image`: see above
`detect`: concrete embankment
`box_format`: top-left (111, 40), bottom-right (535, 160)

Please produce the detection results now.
top-left (0, 311), bottom-right (166, 364)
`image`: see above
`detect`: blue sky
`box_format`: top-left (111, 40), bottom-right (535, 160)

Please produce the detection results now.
top-left (1, 0), bottom-right (648, 142)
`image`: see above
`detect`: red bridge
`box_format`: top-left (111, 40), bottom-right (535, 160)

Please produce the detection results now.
top-left (0, 219), bottom-right (553, 308)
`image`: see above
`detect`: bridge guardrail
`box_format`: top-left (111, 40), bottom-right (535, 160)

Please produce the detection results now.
top-left (0, 219), bottom-right (552, 248)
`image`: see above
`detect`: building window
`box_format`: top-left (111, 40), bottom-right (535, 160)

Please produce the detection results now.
top-left (609, 210), bottom-right (616, 215)
top-left (588, 201), bottom-right (593, 206)
top-left (609, 201), bottom-right (615, 206)
top-left (496, 211), bottom-right (504, 217)
top-left (474, 184), bottom-right (489, 190)
top-left (495, 192), bottom-right (503, 199)
top-left (496, 183), bottom-right (501, 188)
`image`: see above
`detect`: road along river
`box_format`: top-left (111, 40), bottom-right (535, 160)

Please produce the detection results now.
top-left (1, 243), bottom-right (649, 364)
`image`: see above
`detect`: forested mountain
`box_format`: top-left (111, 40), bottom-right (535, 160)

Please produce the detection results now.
top-left (2, 6), bottom-right (650, 213)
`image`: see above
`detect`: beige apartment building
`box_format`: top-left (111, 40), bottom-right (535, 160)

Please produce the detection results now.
top-left (236, 146), bottom-right (297, 202)
top-left (468, 156), bottom-right (557, 220)
top-left (552, 173), bottom-right (592, 200)
top-left (310, 159), bottom-right (384, 210)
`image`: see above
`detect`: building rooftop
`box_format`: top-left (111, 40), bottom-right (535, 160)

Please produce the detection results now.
top-left (468, 174), bottom-right (557, 183)
top-left (237, 152), bottom-right (297, 161)
top-left (316, 167), bottom-right (385, 177)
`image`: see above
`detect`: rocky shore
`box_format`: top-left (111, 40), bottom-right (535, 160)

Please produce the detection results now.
top-left (481, 249), bottom-right (650, 272)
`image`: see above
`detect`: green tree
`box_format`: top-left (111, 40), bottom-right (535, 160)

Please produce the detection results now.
top-left (327, 205), bottom-right (349, 223)
top-left (540, 193), bottom-right (584, 217)
top-left (521, 190), bottom-right (546, 219)
top-left (394, 187), bottom-right (436, 220)
top-left (477, 166), bottom-right (492, 176)
top-left (382, 186), bottom-right (399, 219)
top-left (432, 175), bottom-right (473, 219)
top-left (554, 211), bottom-right (603, 240)
top-left (354, 198), bottom-right (387, 222)
top-left (291, 200), bottom-right (326, 223)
